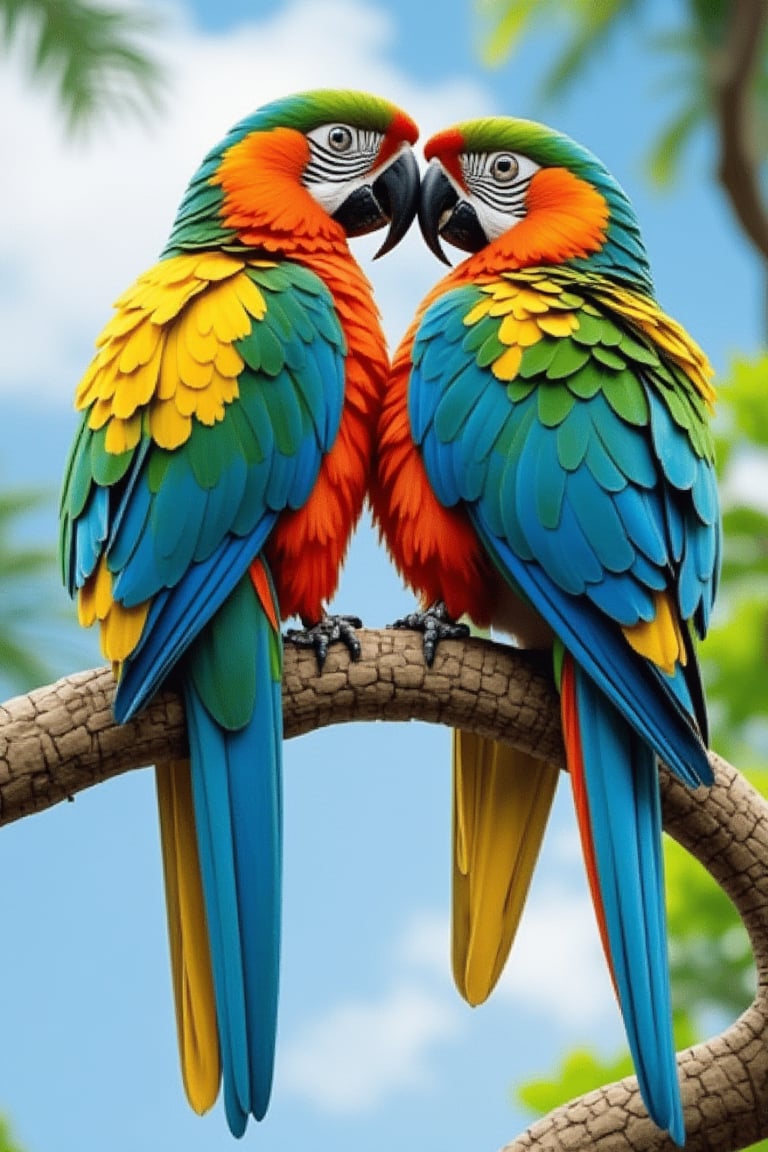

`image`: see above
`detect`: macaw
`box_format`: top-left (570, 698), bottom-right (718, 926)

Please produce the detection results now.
top-left (371, 117), bottom-right (719, 1144)
top-left (59, 89), bottom-right (419, 1136)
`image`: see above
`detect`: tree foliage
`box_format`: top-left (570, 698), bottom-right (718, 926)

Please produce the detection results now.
top-left (0, 490), bottom-right (61, 692)
top-left (0, 0), bottom-right (164, 132)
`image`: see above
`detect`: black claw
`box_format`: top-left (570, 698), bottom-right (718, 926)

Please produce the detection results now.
top-left (388, 601), bottom-right (469, 667)
top-left (285, 613), bottom-right (363, 671)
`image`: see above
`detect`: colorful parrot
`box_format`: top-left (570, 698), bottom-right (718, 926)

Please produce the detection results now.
top-left (371, 117), bottom-right (719, 1144)
top-left (59, 89), bottom-right (419, 1135)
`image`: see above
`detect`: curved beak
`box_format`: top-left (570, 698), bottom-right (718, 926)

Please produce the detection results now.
top-left (418, 161), bottom-right (488, 266)
top-left (332, 148), bottom-right (420, 258)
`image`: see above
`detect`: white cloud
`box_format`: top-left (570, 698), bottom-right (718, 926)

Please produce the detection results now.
top-left (279, 981), bottom-right (459, 1113)
top-left (395, 910), bottom-right (453, 981)
top-left (1, 0), bottom-right (495, 399)
top-left (396, 892), bottom-right (619, 1032)
top-left (278, 884), bottom-right (622, 1117)
top-left (495, 887), bottom-right (619, 1031)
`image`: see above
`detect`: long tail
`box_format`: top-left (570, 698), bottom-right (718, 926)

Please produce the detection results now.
top-left (561, 654), bottom-right (684, 1145)
top-left (158, 564), bottom-right (282, 1136)
top-left (451, 730), bottom-right (559, 1005)
top-left (156, 759), bottom-right (220, 1114)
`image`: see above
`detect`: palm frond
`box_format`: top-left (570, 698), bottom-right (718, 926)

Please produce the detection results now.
top-left (646, 99), bottom-right (707, 186)
top-left (541, 0), bottom-right (641, 100)
top-left (0, 0), bottom-right (165, 132)
top-left (476, 0), bottom-right (548, 68)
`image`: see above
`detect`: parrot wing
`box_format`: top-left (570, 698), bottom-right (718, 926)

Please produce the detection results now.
top-left (410, 269), bottom-right (718, 783)
top-left (60, 253), bottom-right (346, 711)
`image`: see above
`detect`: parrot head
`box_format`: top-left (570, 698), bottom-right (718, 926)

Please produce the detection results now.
top-left (418, 117), bottom-right (653, 292)
top-left (165, 89), bottom-right (420, 258)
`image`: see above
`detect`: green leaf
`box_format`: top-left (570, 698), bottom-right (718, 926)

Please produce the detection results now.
top-left (646, 99), bottom-right (705, 186)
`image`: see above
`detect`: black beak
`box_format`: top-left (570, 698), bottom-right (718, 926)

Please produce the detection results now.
top-left (332, 148), bottom-right (420, 258)
top-left (418, 161), bottom-right (488, 266)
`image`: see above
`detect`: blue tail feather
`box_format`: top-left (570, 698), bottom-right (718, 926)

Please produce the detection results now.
top-left (184, 608), bottom-right (282, 1135)
top-left (573, 665), bottom-right (684, 1144)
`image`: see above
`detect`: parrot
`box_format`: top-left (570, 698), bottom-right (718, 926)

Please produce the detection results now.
top-left (371, 116), bottom-right (719, 1145)
top-left (59, 89), bottom-right (419, 1136)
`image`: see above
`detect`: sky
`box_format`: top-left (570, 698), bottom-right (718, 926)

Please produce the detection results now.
top-left (0, 2), bottom-right (763, 1151)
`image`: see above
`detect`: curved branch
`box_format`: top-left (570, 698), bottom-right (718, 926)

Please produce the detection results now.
top-left (1, 629), bottom-right (767, 1150)
top-left (0, 629), bottom-right (563, 824)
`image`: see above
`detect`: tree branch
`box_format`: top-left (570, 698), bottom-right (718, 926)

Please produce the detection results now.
top-left (712, 0), bottom-right (768, 261)
top-left (1, 629), bottom-right (767, 1150)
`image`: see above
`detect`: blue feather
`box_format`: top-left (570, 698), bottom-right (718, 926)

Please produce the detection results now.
top-left (184, 580), bottom-right (282, 1132)
top-left (691, 455), bottom-right (720, 526)
top-left (471, 507), bottom-right (712, 788)
top-left (194, 456), bottom-right (249, 564)
top-left (613, 486), bottom-right (668, 566)
top-left (571, 664), bottom-right (684, 1144)
top-left (114, 513), bottom-right (277, 722)
top-left (566, 466), bottom-right (636, 573)
top-left (593, 396), bottom-right (657, 489)
top-left (540, 494), bottom-right (603, 594)
top-left (74, 487), bottom-right (109, 587)
top-left (585, 567), bottom-right (655, 625)
top-left (104, 469), bottom-right (153, 577)
top-left (584, 432), bottom-right (628, 492)
top-left (650, 396), bottom-right (697, 490)
top-left (409, 362), bottom-right (445, 446)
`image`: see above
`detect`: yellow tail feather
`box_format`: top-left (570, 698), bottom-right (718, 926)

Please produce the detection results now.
top-left (155, 760), bottom-right (221, 1114)
top-left (451, 731), bottom-right (559, 1006)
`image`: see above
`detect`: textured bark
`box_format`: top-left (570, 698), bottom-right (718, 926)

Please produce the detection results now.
top-left (1, 628), bottom-right (767, 1150)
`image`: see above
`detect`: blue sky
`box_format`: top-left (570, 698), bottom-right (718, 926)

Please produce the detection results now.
top-left (0, 2), bottom-right (762, 1151)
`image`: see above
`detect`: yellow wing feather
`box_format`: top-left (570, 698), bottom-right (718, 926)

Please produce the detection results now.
top-left (623, 589), bottom-right (688, 675)
top-left (75, 252), bottom-right (272, 453)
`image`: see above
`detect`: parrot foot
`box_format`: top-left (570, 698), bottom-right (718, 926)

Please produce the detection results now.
top-left (285, 614), bottom-right (363, 671)
top-left (388, 601), bottom-right (469, 668)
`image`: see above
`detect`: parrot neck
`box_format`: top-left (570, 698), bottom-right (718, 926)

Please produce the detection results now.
top-left (164, 127), bottom-right (351, 258)
top-left (446, 167), bottom-right (654, 295)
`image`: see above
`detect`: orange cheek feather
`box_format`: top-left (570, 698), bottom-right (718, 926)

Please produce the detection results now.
top-left (213, 128), bottom-right (344, 247)
top-left (492, 167), bottom-right (609, 270)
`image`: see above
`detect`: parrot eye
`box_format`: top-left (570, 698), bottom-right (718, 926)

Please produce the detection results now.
top-left (490, 153), bottom-right (519, 184)
top-left (327, 125), bottom-right (354, 153)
